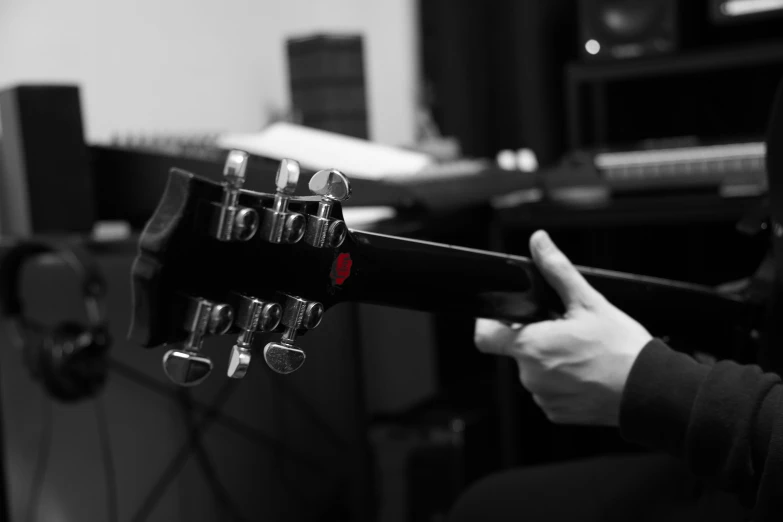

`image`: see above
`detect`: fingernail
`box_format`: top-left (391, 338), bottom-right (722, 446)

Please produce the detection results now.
top-left (532, 230), bottom-right (554, 253)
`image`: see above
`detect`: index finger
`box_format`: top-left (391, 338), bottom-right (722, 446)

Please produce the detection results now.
top-left (530, 230), bottom-right (603, 311)
top-left (474, 318), bottom-right (519, 357)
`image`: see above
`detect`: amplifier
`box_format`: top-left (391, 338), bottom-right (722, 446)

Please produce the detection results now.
top-left (579, 0), bottom-right (679, 60)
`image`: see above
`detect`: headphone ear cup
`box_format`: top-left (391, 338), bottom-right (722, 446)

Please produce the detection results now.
top-left (12, 320), bottom-right (72, 388)
top-left (42, 322), bottom-right (109, 402)
top-left (17, 321), bottom-right (48, 381)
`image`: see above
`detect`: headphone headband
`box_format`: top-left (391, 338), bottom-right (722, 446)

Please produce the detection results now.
top-left (0, 240), bottom-right (106, 326)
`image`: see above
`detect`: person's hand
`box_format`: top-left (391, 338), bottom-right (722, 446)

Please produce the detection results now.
top-left (474, 230), bottom-right (653, 427)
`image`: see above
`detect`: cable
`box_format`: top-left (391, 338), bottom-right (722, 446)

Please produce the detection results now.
top-left (94, 396), bottom-right (118, 522)
top-left (268, 373), bottom-right (351, 449)
top-left (267, 371), bottom-right (345, 515)
top-left (270, 376), bottom-right (342, 522)
top-left (110, 357), bottom-right (350, 521)
top-left (129, 379), bottom-right (238, 522)
top-left (109, 358), bottom-right (326, 472)
top-left (26, 395), bottom-right (53, 522)
top-left (178, 388), bottom-right (248, 522)
top-left (270, 368), bottom-right (288, 506)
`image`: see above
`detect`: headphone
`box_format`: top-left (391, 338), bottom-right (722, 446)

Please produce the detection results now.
top-left (0, 240), bottom-right (111, 402)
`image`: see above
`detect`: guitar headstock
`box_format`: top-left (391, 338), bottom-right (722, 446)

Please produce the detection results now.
top-left (129, 150), bottom-right (359, 386)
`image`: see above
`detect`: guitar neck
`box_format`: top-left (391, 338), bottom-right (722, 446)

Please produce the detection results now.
top-left (340, 230), bottom-right (750, 327)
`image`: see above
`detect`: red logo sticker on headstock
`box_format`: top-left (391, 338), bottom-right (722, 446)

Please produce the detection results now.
top-left (331, 253), bottom-right (352, 285)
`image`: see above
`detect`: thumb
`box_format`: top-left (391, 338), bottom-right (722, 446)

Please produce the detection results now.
top-left (529, 230), bottom-right (603, 310)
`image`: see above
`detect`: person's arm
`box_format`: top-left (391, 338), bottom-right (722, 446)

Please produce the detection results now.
top-left (474, 230), bottom-right (783, 521)
top-left (620, 338), bottom-right (783, 519)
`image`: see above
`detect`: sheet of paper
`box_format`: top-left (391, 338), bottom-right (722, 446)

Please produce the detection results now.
top-left (342, 206), bottom-right (397, 229)
top-left (217, 122), bottom-right (435, 180)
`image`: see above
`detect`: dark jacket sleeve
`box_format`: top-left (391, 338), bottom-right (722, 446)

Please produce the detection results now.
top-left (619, 338), bottom-right (783, 521)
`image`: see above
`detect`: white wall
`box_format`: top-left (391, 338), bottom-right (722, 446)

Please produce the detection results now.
top-left (0, 0), bottom-right (420, 146)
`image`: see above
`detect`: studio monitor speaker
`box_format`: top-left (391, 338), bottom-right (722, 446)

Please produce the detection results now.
top-left (0, 85), bottom-right (96, 237)
top-left (578, 0), bottom-right (783, 61)
top-left (578, 0), bottom-right (679, 60)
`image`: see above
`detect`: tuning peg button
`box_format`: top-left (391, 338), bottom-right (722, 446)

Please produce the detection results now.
top-left (260, 158), bottom-right (306, 244)
top-left (224, 150), bottom-right (249, 186)
top-left (162, 349), bottom-right (214, 386)
top-left (226, 329), bottom-right (255, 380)
top-left (227, 345), bottom-right (252, 379)
top-left (261, 295), bottom-right (324, 374)
top-left (308, 168), bottom-right (352, 201)
top-left (304, 169), bottom-right (352, 248)
top-left (275, 158), bottom-right (300, 194)
top-left (213, 150), bottom-right (259, 241)
top-left (263, 342), bottom-right (306, 374)
top-left (162, 297), bottom-right (233, 386)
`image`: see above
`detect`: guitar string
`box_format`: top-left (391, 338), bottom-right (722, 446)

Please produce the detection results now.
top-left (351, 229), bottom-right (729, 293)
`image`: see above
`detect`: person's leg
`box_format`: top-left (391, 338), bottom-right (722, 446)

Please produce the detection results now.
top-left (448, 453), bottom-right (750, 522)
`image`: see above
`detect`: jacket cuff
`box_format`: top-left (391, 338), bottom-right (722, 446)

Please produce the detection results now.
top-left (619, 338), bottom-right (710, 455)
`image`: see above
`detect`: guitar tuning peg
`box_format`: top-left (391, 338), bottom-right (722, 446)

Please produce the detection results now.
top-left (226, 295), bottom-right (283, 379)
top-left (163, 298), bottom-right (234, 386)
top-left (308, 168), bottom-right (352, 202)
top-left (259, 158), bottom-right (306, 244)
top-left (212, 150), bottom-right (259, 242)
top-left (162, 350), bottom-right (214, 387)
top-left (303, 169), bottom-right (352, 248)
top-left (276, 157), bottom-right (300, 194)
top-left (263, 342), bottom-right (306, 375)
top-left (263, 294), bottom-right (323, 374)
top-left (224, 149), bottom-right (249, 187)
